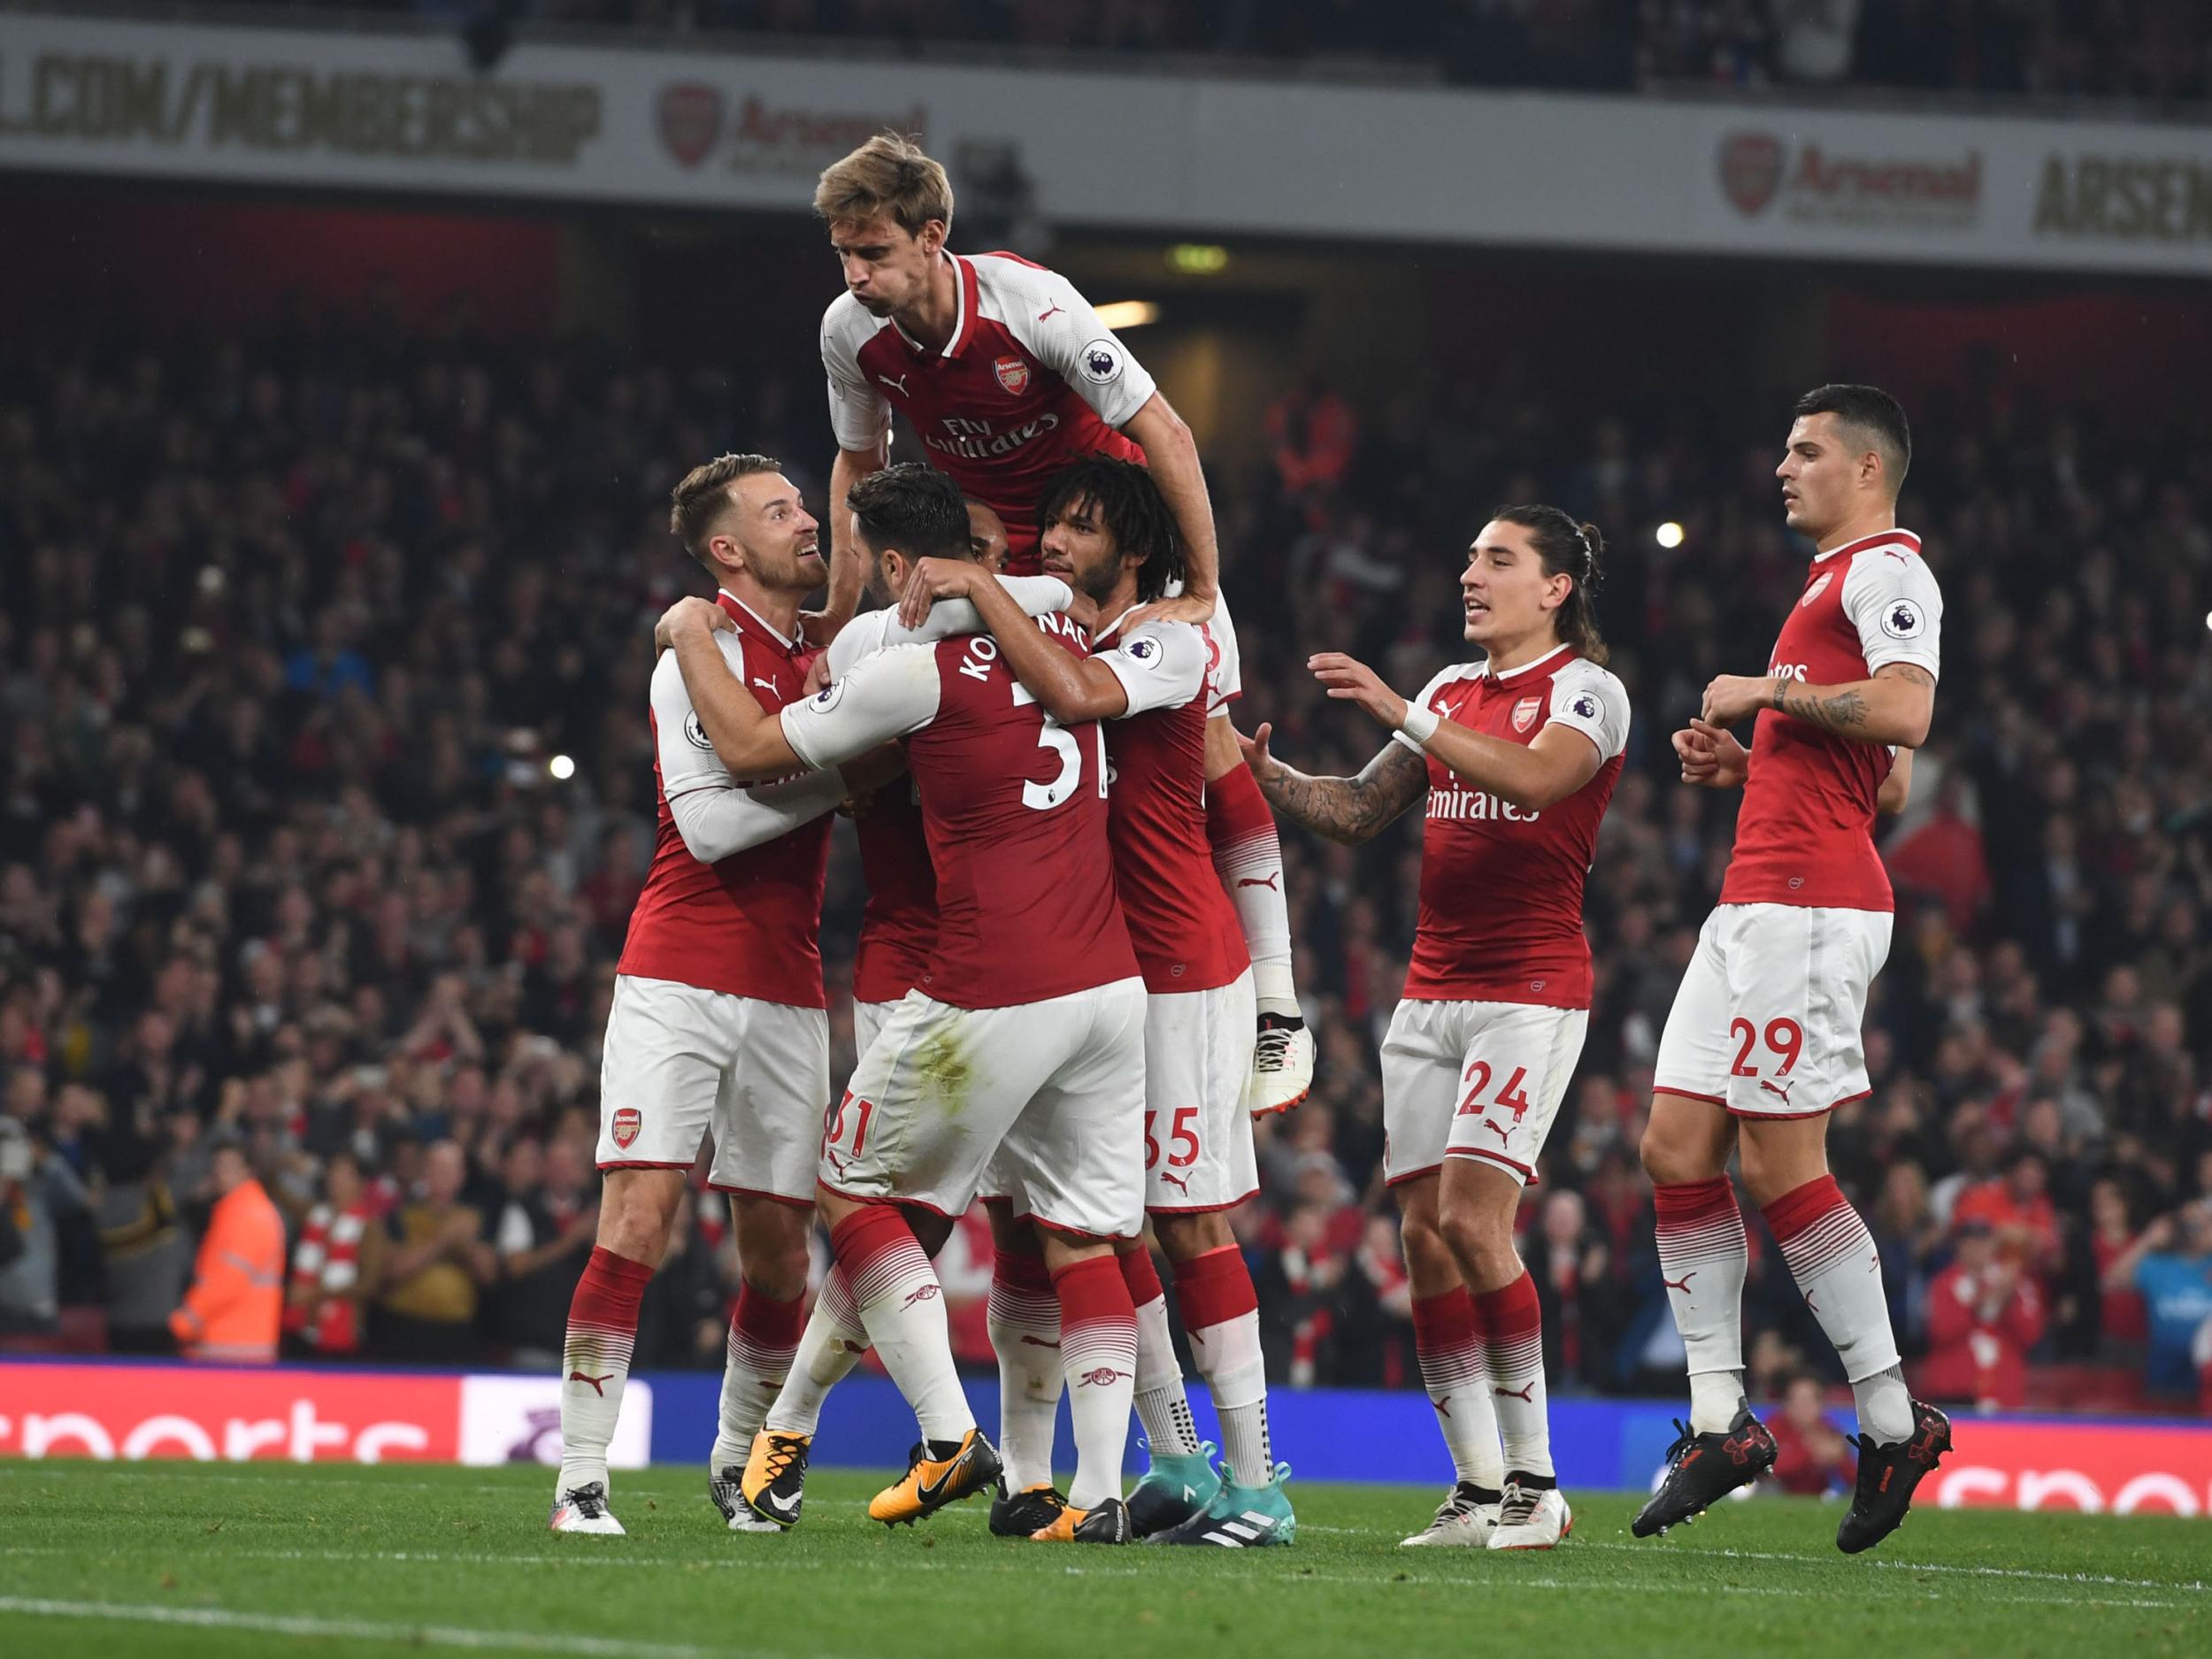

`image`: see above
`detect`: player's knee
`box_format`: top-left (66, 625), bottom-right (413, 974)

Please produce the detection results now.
top-left (1152, 1210), bottom-right (1232, 1260)
top-left (1438, 1202), bottom-right (1516, 1285)
top-left (596, 1185), bottom-right (677, 1267)
top-left (1397, 1206), bottom-right (1455, 1286)
top-left (1640, 1122), bottom-right (1709, 1188)
top-left (733, 1202), bottom-right (813, 1301)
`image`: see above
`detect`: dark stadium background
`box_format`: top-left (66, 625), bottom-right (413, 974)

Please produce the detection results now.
top-left (4, 3), bottom-right (2211, 1500)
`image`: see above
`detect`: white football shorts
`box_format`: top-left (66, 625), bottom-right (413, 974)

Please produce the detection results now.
top-left (1142, 970), bottom-right (1258, 1213)
top-left (1380, 996), bottom-right (1588, 1187)
top-left (1654, 902), bottom-right (1893, 1118)
top-left (824, 979), bottom-right (1148, 1239)
top-left (596, 973), bottom-right (827, 1204)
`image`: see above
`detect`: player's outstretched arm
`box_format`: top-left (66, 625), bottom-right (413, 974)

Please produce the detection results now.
top-left (1702, 661), bottom-right (1934, 748)
top-left (814, 442), bottom-right (888, 642)
top-left (901, 558), bottom-right (1128, 723)
top-left (659, 599), bottom-right (809, 783)
top-left (1120, 392), bottom-right (1217, 627)
top-left (1310, 651), bottom-right (1601, 810)
top-left (1241, 721), bottom-right (1427, 847)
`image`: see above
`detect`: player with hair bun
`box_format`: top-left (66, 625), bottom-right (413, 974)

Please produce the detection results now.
top-left (1242, 505), bottom-right (1630, 1552)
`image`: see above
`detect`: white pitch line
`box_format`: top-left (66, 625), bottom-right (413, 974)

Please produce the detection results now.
top-left (6, 1545), bottom-right (2189, 1612)
top-left (1571, 1539), bottom-right (2212, 1595)
top-left (0, 1596), bottom-right (810, 1659)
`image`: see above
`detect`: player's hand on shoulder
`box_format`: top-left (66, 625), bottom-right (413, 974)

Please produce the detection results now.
top-left (1700, 673), bottom-right (1770, 727)
top-left (798, 609), bottom-right (850, 652)
top-left (655, 595), bottom-right (733, 654)
top-left (1122, 586), bottom-right (1216, 632)
top-left (896, 557), bottom-right (982, 628)
top-left (802, 654), bottom-right (834, 696)
top-left (1309, 652), bottom-right (1407, 729)
top-left (1238, 720), bottom-right (1284, 785)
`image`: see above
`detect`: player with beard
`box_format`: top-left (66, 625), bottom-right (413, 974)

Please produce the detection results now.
top-left (716, 476), bottom-right (1084, 1535)
top-left (661, 465), bottom-right (1148, 1544)
top-left (900, 457), bottom-right (1293, 1546)
top-left (551, 455), bottom-right (883, 1536)
top-left (1637, 385), bottom-right (1950, 1554)
top-left (1240, 508), bottom-right (1630, 1550)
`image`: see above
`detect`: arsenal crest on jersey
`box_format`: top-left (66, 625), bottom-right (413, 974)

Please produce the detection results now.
top-left (611, 1108), bottom-right (641, 1150)
top-left (994, 355), bottom-right (1032, 396)
top-left (1800, 572), bottom-right (1834, 609)
top-left (1512, 695), bottom-right (1542, 733)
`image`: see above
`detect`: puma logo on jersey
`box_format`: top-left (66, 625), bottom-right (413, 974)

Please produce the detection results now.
top-left (1431, 1396), bottom-right (1452, 1417)
top-left (1662, 1271), bottom-right (1697, 1294)
top-left (569, 1371), bottom-right (615, 1397)
top-left (1759, 1079), bottom-right (1795, 1105)
top-left (1018, 1334), bottom-right (1061, 1350)
top-left (752, 678), bottom-right (777, 693)
top-left (1483, 1119), bottom-right (1511, 1146)
top-left (1158, 1170), bottom-right (1192, 1194)
top-left (1236, 873), bottom-right (1280, 891)
top-left (1494, 1381), bottom-right (1536, 1402)
top-left (879, 373), bottom-right (910, 396)
top-left (1036, 301), bottom-right (1065, 321)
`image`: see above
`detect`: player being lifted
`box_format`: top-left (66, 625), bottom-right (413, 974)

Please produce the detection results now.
top-left (1241, 508), bottom-right (1629, 1551)
top-left (549, 455), bottom-right (887, 1535)
top-left (1638, 385), bottom-right (1950, 1553)
top-left (810, 133), bottom-right (1313, 1115)
top-left (902, 457), bottom-right (1294, 1546)
top-left (663, 465), bottom-right (1148, 1544)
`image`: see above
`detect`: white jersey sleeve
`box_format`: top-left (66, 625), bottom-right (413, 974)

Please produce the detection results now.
top-left (1841, 545), bottom-right (1943, 680)
top-left (651, 649), bottom-right (847, 864)
top-left (781, 641), bottom-right (942, 772)
top-left (1100, 619), bottom-right (1210, 719)
top-left (1202, 595), bottom-right (1241, 715)
top-left (1544, 658), bottom-right (1632, 764)
top-left (1392, 664), bottom-right (1475, 754)
top-left (822, 296), bottom-right (893, 454)
top-left (999, 269), bottom-right (1158, 430)
top-left (825, 578), bottom-right (1073, 683)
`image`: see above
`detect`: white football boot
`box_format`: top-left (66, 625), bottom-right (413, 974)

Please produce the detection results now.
top-left (1488, 1478), bottom-right (1572, 1550)
top-left (1247, 1018), bottom-right (1316, 1116)
top-left (1400, 1481), bottom-right (1501, 1547)
top-left (549, 1479), bottom-right (626, 1535)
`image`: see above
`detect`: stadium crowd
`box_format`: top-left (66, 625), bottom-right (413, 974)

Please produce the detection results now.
top-left (292, 0), bottom-right (2212, 104)
top-left (2, 311), bottom-right (2210, 1419)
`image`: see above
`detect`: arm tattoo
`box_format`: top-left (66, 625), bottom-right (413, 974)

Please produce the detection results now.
top-left (1875, 663), bottom-right (1936, 690)
top-left (1257, 741), bottom-right (1428, 846)
top-left (1772, 680), bottom-right (1869, 733)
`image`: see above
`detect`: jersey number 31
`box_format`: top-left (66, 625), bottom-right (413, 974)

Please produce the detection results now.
top-left (1012, 682), bottom-right (1108, 810)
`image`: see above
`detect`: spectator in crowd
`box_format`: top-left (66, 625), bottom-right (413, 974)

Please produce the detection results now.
top-left (488, 1136), bottom-right (597, 1369)
top-left (1922, 1217), bottom-right (2047, 1411)
top-left (373, 1140), bottom-right (493, 1363)
top-left (1765, 1371), bottom-right (1858, 1496)
top-left (0, 1111), bottom-right (93, 1338)
top-left (284, 1148), bottom-right (380, 1358)
top-left (169, 1141), bottom-right (285, 1363)
top-left (2110, 1201), bottom-right (2212, 1402)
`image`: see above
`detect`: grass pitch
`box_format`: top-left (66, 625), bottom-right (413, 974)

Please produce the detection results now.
top-left (3, 1461), bottom-right (2207, 1659)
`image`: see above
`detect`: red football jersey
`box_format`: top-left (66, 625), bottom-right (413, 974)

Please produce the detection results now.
top-left (782, 617), bottom-right (1139, 1010)
top-left (823, 251), bottom-right (1152, 572)
top-left (851, 777), bottom-right (934, 1006)
top-left (1093, 613), bottom-right (1248, 995)
top-left (1398, 646), bottom-right (1631, 1009)
top-left (1721, 528), bottom-right (1944, 911)
top-left (618, 593), bottom-right (832, 1008)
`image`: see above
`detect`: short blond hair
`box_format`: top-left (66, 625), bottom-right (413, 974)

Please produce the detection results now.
top-left (815, 134), bottom-right (953, 236)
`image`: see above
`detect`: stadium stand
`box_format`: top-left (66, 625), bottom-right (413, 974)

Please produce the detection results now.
top-left (3, 304), bottom-right (2208, 1416)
